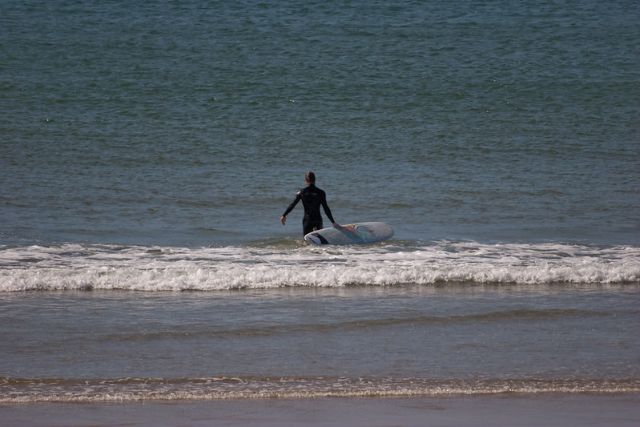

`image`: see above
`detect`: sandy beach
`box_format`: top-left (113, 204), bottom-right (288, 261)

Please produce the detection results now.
top-left (3, 394), bottom-right (640, 427)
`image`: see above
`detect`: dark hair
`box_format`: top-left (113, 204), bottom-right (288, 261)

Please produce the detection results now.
top-left (305, 171), bottom-right (316, 183)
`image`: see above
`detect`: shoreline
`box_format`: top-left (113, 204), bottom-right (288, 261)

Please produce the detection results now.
top-left (2, 393), bottom-right (640, 427)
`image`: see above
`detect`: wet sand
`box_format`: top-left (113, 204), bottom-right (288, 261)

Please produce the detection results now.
top-left (2, 394), bottom-right (639, 427)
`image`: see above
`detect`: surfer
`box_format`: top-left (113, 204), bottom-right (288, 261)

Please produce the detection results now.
top-left (280, 171), bottom-right (341, 236)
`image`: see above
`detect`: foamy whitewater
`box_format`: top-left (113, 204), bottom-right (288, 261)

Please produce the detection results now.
top-left (1, 242), bottom-right (639, 292)
top-left (2, 377), bottom-right (639, 403)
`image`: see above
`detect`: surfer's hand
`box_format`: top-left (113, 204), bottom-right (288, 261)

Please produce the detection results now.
top-left (280, 216), bottom-right (287, 226)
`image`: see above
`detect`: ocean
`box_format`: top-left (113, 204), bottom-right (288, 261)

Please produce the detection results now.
top-left (1, 0), bottom-right (639, 416)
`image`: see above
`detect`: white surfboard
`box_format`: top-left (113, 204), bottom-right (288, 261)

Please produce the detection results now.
top-left (304, 222), bottom-right (393, 245)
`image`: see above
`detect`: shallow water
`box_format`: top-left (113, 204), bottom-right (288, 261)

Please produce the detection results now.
top-left (1, 285), bottom-right (639, 402)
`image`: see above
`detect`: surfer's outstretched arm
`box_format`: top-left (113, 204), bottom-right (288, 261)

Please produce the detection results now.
top-left (281, 192), bottom-right (301, 225)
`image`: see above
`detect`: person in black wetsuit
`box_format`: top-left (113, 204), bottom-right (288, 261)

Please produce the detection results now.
top-left (280, 171), bottom-right (340, 236)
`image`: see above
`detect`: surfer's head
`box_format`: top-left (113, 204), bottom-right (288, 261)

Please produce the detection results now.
top-left (305, 171), bottom-right (316, 185)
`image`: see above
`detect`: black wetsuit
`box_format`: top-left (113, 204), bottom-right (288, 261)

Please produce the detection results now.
top-left (282, 184), bottom-right (335, 235)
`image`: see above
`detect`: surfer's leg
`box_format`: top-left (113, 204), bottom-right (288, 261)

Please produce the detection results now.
top-left (302, 218), bottom-right (322, 236)
top-left (302, 219), bottom-right (313, 236)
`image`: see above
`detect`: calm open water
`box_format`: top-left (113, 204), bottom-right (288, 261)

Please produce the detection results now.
top-left (1, 0), bottom-right (639, 403)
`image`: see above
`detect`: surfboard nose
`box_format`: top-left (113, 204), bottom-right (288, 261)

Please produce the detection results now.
top-left (304, 234), bottom-right (322, 245)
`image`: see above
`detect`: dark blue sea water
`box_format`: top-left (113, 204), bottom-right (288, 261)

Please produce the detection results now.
top-left (2, 0), bottom-right (638, 246)
top-left (1, 0), bottom-right (639, 404)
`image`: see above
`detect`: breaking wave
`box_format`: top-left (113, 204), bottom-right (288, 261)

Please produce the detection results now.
top-left (0, 241), bottom-right (639, 292)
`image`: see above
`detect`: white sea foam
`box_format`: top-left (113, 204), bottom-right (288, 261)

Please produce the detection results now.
top-left (2, 376), bottom-right (639, 403)
top-left (0, 242), bottom-right (638, 291)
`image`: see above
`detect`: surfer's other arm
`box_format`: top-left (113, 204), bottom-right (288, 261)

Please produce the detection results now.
top-left (320, 192), bottom-right (338, 227)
